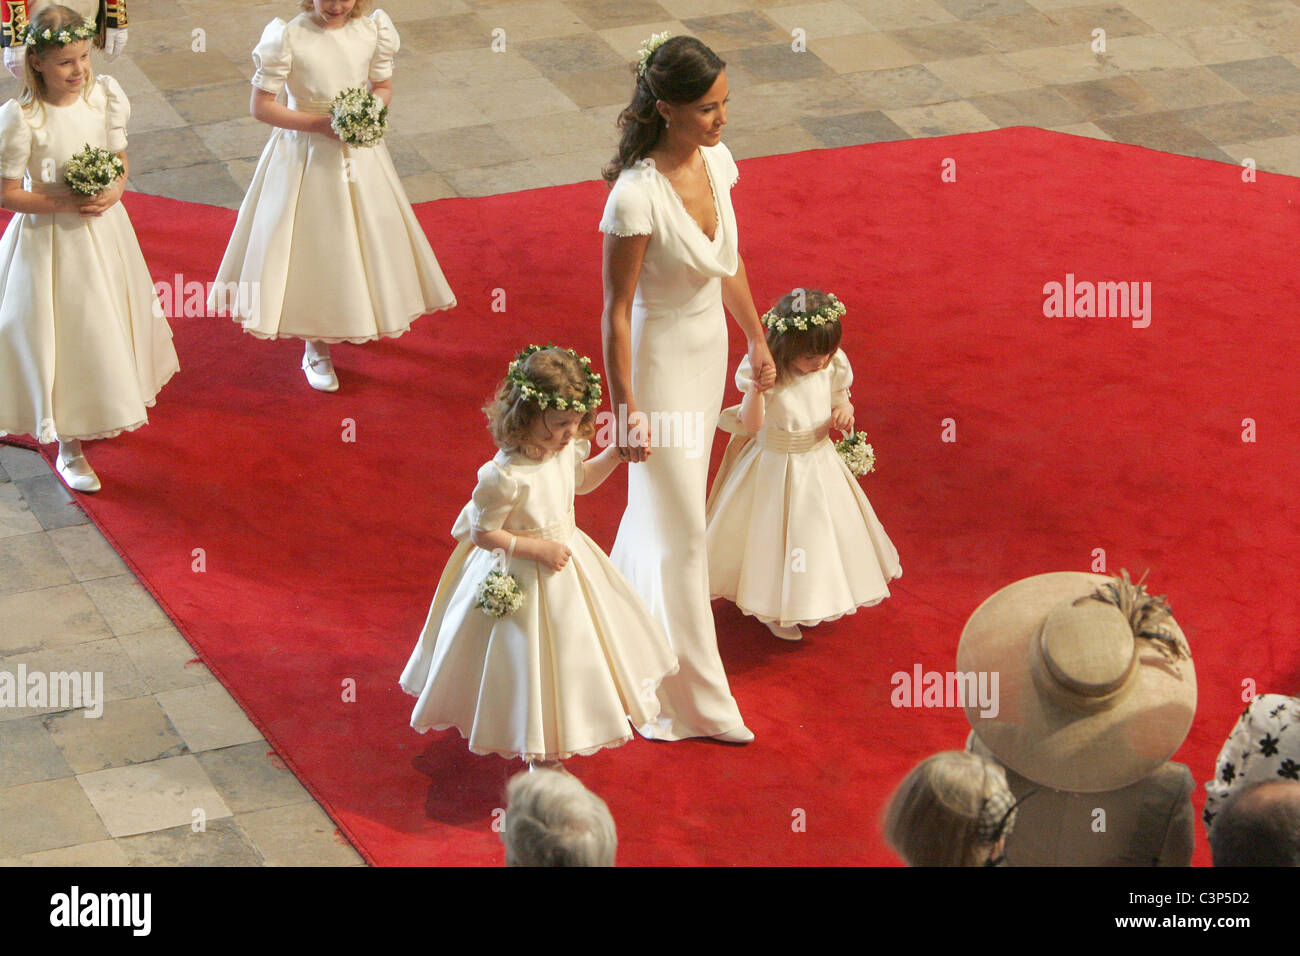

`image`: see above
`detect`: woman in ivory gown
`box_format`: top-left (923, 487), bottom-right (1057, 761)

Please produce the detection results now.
top-left (598, 34), bottom-right (775, 743)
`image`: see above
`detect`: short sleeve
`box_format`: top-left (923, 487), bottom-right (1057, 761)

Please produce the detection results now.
top-left (599, 172), bottom-right (653, 238)
top-left (251, 18), bottom-right (292, 96)
top-left (572, 438), bottom-right (592, 486)
top-left (0, 100), bottom-right (31, 180)
top-left (830, 349), bottom-right (853, 405)
top-left (710, 141), bottom-right (739, 189)
top-left (98, 76), bottom-right (130, 153)
top-left (734, 355), bottom-right (754, 393)
top-left (468, 460), bottom-right (518, 533)
top-left (368, 9), bottom-right (400, 84)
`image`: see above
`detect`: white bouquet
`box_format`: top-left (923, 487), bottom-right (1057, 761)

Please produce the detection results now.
top-left (330, 87), bottom-right (388, 147)
top-left (835, 431), bottom-right (876, 477)
top-left (64, 144), bottom-right (125, 196)
top-left (476, 567), bottom-right (524, 618)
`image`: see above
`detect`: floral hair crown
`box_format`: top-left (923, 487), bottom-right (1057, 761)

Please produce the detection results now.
top-left (636, 31), bottom-right (671, 77)
top-left (506, 345), bottom-right (602, 414)
top-left (762, 292), bottom-right (847, 334)
top-left (25, 20), bottom-right (97, 51)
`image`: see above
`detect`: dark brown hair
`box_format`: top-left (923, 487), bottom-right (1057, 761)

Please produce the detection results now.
top-left (484, 348), bottom-right (597, 458)
top-left (602, 36), bottom-right (725, 185)
top-left (766, 288), bottom-right (844, 384)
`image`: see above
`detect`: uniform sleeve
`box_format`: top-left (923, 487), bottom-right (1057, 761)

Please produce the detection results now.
top-left (830, 349), bottom-right (853, 406)
top-left (712, 141), bottom-right (739, 189)
top-left (98, 75), bottom-right (130, 153)
top-left (251, 18), bottom-right (291, 96)
top-left (368, 9), bottom-right (400, 84)
top-left (572, 438), bottom-right (592, 486)
top-left (598, 173), bottom-right (653, 237)
top-left (0, 99), bottom-right (31, 180)
top-left (468, 460), bottom-right (518, 533)
top-left (734, 355), bottom-right (755, 394)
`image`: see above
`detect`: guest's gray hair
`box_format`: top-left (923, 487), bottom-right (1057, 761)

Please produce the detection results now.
top-left (503, 768), bottom-right (617, 867)
top-left (1210, 780), bottom-right (1300, 867)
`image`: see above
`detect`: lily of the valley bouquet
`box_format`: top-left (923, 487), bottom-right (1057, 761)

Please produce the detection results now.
top-left (330, 87), bottom-right (388, 147)
top-left (64, 144), bottom-right (126, 196)
top-left (835, 431), bottom-right (876, 477)
top-left (476, 567), bottom-right (524, 618)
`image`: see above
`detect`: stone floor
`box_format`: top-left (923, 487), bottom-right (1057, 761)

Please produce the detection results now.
top-left (4, 0), bottom-right (1300, 866)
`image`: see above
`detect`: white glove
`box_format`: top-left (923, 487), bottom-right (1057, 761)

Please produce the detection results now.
top-left (3, 44), bottom-right (25, 80)
top-left (103, 27), bottom-right (127, 61)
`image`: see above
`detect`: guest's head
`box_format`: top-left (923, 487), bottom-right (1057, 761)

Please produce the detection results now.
top-left (503, 768), bottom-right (617, 867)
top-left (1210, 781), bottom-right (1300, 866)
top-left (883, 750), bottom-right (1017, 866)
top-left (604, 34), bottom-right (726, 184)
top-left (762, 288), bottom-right (845, 384)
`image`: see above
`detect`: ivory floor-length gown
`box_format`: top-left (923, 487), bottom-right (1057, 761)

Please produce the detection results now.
top-left (599, 142), bottom-right (748, 740)
top-left (210, 10), bottom-right (455, 342)
top-left (0, 77), bottom-right (178, 444)
top-left (706, 350), bottom-right (901, 627)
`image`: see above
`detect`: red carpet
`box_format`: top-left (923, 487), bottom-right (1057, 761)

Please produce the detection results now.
top-left (4, 127), bottom-right (1298, 865)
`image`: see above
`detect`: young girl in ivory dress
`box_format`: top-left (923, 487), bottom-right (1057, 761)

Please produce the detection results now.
top-left (211, 0), bottom-right (455, 392)
top-left (0, 6), bottom-right (177, 494)
top-left (400, 346), bottom-right (678, 765)
top-left (705, 288), bottom-right (901, 640)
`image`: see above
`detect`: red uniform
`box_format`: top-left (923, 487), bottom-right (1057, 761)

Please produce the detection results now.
top-left (1, 0), bottom-right (127, 48)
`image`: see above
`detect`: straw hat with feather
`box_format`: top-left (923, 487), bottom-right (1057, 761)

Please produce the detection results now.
top-left (956, 570), bottom-right (1196, 793)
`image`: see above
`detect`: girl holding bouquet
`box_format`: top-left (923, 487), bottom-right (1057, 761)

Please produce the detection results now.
top-left (705, 288), bottom-right (901, 640)
top-left (400, 345), bottom-right (678, 765)
top-left (211, 0), bottom-right (455, 391)
top-left (0, 5), bottom-right (178, 493)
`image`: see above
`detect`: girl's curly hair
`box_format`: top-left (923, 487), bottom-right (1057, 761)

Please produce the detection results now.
top-left (485, 348), bottom-right (597, 458)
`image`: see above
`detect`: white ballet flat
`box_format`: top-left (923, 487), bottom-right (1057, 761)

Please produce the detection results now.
top-left (767, 621), bottom-right (802, 642)
top-left (55, 454), bottom-right (101, 494)
top-left (302, 353), bottom-right (339, 392)
top-left (712, 725), bottom-right (755, 744)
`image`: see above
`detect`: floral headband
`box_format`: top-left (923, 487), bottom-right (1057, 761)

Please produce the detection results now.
top-left (25, 20), bottom-right (97, 52)
top-left (762, 292), bottom-right (847, 334)
top-left (506, 345), bottom-right (602, 414)
top-left (637, 31), bottom-right (671, 77)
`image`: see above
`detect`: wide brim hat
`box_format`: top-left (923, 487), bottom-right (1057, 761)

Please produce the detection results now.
top-left (956, 571), bottom-right (1196, 793)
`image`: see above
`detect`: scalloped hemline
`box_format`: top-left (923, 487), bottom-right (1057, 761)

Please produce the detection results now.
top-left (712, 568), bottom-right (902, 629)
top-left (0, 366), bottom-right (179, 443)
top-left (407, 720), bottom-right (636, 763)
top-left (597, 224), bottom-right (652, 238)
top-left (229, 300), bottom-right (457, 345)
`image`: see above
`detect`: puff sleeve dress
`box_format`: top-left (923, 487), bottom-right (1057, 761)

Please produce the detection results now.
top-left (598, 142), bottom-right (750, 740)
top-left (705, 350), bottom-right (901, 628)
top-left (210, 11), bottom-right (455, 343)
top-left (0, 76), bottom-right (178, 443)
top-left (400, 438), bottom-right (679, 762)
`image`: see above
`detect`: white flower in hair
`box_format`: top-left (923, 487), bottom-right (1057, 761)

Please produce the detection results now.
top-left (637, 31), bottom-right (672, 76)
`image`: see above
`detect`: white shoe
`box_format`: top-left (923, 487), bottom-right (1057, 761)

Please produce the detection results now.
top-left (712, 725), bottom-right (755, 744)
top-left (767, 621), bottom-right (802, 641)
top-left (302, 353), bottom-right (339, 392)
top-left (56, 453), bottom-right (101, 493)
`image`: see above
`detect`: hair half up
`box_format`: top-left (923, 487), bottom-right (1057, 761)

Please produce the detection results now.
top-left (602, 36), bottom-right (725, 185)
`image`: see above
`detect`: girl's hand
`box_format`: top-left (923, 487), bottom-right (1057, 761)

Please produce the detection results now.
top-left (748, 338), bottom-right (777, 392)
top-left (617, 406), bottom-right (653, 464)
top-left (78, 181), bottom-right (124, 217)
top-left (313, 113), bottom-right (340, 140)
top-left (831, 402), bottom-right (855, 434)
top-left (537, 540), bottom-right (572, 573)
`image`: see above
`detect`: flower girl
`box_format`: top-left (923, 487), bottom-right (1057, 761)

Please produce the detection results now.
top-left (705, 288), bottom-right (901, 640)
top-left (401, 345), bottom-right (678, 765)
top-left (211, 0), bottom-right (455, 391)
top-left (0, 6), bottom-right (177, 493)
